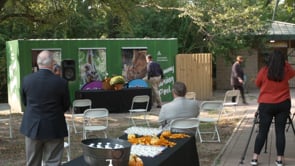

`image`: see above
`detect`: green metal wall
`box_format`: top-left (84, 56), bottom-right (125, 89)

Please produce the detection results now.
top-left (6, 38), bottom-right (177, 112)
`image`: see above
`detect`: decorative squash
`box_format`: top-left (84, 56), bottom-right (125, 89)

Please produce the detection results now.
top-left (113, 83), bottom-right (124, 90)
top-left (102, 77), bottom-right (113, 90)
top-left (129, 154), bottom-right (144, 166)
top-left (110, 76), bottom-right (125, 86)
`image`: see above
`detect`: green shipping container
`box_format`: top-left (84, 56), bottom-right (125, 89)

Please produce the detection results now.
top-left (6, 38), bottom-right (178, 112)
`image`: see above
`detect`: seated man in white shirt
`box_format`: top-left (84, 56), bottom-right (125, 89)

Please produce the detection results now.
top-left (158, 81), bottom-right (200, 134)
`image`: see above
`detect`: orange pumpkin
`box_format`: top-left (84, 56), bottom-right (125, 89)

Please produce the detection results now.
top-left (129, 154), bottom-right (144, 166)
top-left (102, 78), bottom-right (113, 90)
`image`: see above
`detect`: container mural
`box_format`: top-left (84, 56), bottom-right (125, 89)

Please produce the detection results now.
top-left (78, 48), bottom-right (107, 90)
top-left (6, 38), bottom-right (177, 112)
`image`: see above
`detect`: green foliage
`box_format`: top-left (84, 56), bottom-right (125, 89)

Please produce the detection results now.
top-left (117, 5), bottom-right (206, 53)
top-left (273, 0), bottom-right (295, 22)
top-left (0, 0), bottom-right (295, 100)
top-left (177, 0), bottom-right (271, 57)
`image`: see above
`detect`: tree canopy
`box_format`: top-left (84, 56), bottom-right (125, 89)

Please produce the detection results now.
top-left (0, 0), bottom-right (294, 100)
top-left (1, 0), bottom-right (293, 53)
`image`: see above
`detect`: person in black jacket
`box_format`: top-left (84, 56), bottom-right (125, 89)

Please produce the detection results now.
top-left (230, 55), bottom-right (247, 104)
top-left (20, 50), bottom-right (70, 166)
top-left (145, 54), bottom-right (164, 108)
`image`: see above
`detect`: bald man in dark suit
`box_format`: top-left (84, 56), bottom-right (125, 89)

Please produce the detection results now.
top-left (20, 50), bottom-right (70, 166)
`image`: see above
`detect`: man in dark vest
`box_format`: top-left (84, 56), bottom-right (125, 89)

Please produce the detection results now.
top-left (145, 54), bottom-right (164, 108)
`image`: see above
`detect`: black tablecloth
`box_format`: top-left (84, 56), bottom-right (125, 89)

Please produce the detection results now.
top-left (63, 136), bottom-right (199, 166)
top-left (75, 88), bottom-right (152, 113)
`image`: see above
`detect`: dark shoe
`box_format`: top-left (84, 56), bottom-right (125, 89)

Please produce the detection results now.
top-left (156, 105), bottom-right (161, 108)
top-left (250, 159), bottom-right (258, 166)
top-left (243, 101), bottom-right (249, 105)
top-left (275, 160), bottom-right (283, 166)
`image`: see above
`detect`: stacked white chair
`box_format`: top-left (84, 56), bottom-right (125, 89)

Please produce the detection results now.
top-left (63, 124), bottom-right (71, 162)
top-left (0, 103), bottom-right (13, 138)
top-left (197, 101), bottom-right (224, 143)
top-left (83, 108), bottom-right (109, 139)
top-left (169, 117), bottom-right (200, 137)
top-left (185, 92), bottom-right (196, 100)
top-left (128, 95), bottom-right (150, 127)
top-left (222, 90), bottom-right (240, 115)
top-left (71, 99), bottom-right (92, 134)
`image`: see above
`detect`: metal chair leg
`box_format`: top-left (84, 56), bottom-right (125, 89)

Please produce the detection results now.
top-left (286, 113), bottom-right (295, 133)
top-left (9, 114), bottom-right (13, 138)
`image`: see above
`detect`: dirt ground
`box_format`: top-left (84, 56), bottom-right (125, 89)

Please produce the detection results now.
top-left (0, 106), bottom-right (239, 166)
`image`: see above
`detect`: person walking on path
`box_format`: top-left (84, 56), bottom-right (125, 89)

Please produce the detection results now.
top-left (250, 50), bottom-right (295, 166)
top-left (20, 50), bottom-right (71, 166)
top-left (231, 55), bottom-right (248, 104)
top-left (145, 54), bottom-right (164, 108)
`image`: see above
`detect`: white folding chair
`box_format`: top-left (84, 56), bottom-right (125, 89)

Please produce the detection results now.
top-left (71, 99), bottom-right (92, 134)
top-left (63, 124), bottom-right (71, 163)
top-left (169, 117), bottom-right (199, 137)
top-left (83, 108), bottom-right (109, 139)
top-left (0, 103), bottom-right (13, 138)
top-left (197, 101), bottom-right (223, 143)
top-left (222, 90), bottom-right (240, 115)
top-left (185, 92), bottom-right (196, 100)
top-left (128, 95), bottom-right (150, 127)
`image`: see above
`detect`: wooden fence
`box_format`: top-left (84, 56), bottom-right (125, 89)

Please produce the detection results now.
top-left (176, 53), bottom-right (213, 100)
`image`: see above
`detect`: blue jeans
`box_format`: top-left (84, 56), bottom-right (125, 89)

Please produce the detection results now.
top-left (254, 99), bottom-right (290, 156)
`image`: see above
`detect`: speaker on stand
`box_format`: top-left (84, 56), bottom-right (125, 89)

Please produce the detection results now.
top-left (62, 60), bottom-right (76, 81)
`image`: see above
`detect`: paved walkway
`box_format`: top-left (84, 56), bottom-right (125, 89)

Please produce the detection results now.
top-left (215, 90), bottom-right (295, 166)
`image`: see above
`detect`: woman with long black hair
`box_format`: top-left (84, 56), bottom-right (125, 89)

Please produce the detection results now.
top-left (251, 50), bottom-right (295, 166)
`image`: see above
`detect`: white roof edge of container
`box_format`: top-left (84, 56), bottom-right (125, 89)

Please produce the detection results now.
top-left (13, 38), bottom-right (178, 41)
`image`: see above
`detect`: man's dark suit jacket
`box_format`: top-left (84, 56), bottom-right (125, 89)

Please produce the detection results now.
top-left (20, 69), bottom-right (70, 139)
